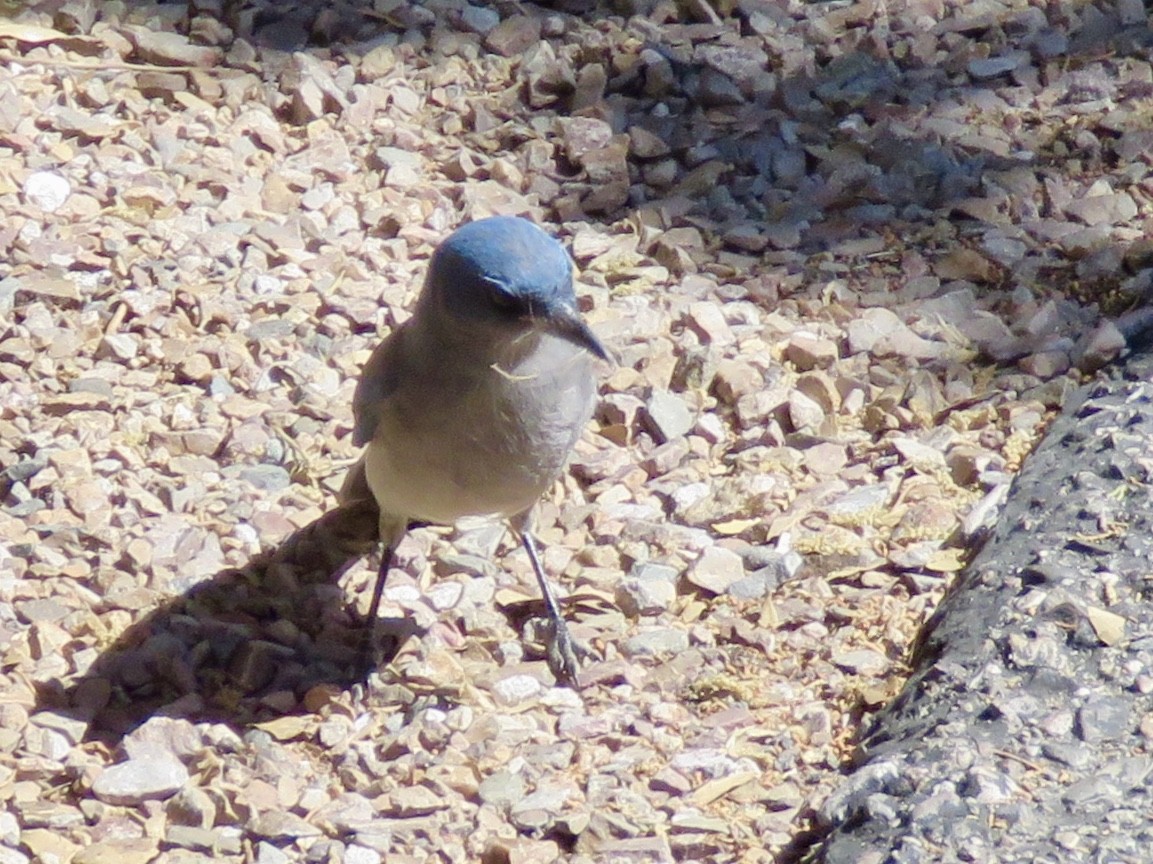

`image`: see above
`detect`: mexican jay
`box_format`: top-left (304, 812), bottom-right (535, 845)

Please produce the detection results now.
top-left (340, 215), bottom-right (607, 686)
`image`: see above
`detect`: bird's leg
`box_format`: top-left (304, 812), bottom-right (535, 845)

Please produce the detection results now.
top-left (520, 530), bottom-right (582, 687)
top-left (359, 542), bottom-right (394, 671)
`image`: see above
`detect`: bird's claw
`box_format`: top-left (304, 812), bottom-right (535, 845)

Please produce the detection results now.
top-left (545, 618), bottom-right (586, 688)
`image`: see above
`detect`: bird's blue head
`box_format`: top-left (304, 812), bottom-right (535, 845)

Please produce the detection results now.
top-left (421, 216), bottom-right (608, 361)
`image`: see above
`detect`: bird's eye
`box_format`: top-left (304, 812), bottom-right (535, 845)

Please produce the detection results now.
top-left (484, 280), bottom-right (521, 314)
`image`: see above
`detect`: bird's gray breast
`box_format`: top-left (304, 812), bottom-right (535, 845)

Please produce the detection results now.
top-left (368, 334), bottom-right (595, 524)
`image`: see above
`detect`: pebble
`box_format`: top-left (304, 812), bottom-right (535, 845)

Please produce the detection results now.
top-left (642, 391), bottom-right (695, 443)
top-left (1064, 192), bottom-right (1138, 227)
top-left (1073, 320), bottom-right (1126, 372)
top-left (1076, 697), bottom-right (1132, 742)
top-left (788, 389), bottom-right (826, 431)
top-left (248, 812), bottom-right (322, 840)
top-left (479, 770), bottom-right (526, 809)
top-left (685, 302), bottom-right (734, 345)
top-left (344, 847), bottom-right (382, 864)
top-left (783, 333), bottom-right (839, 370)
top-left (253, 842), bottom-right (290, 864)
top-left (616, 566), bottom-right (678, 616)
top-left (491, 674), bottom-right (544, 706)
top-left (91, 758), bottom-right (189, 806)
top-left (457, 5), bottom-right (500, 34)
top-left (234, 464), bottom-right (293, 492)
top-left (484, 15), bottom-right (542, 57)
top-left (968, 56), bottom-right (1020, 79)
top-left (687, 545), bottom-right (745, 594)
top-left (23, 171), bottom-right (71, 212)
top-left (712, 360), bottom-right (764, 403)
top-left (622, 628), bottom-right (691, 658)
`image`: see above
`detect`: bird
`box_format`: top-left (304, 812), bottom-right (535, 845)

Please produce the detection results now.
top-left (339, 215), bottom-right (608, 686)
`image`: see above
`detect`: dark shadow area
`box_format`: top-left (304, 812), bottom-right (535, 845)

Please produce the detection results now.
top-left (50, 0), bottom-right (1145, 314)
top-left (28, 498), bottom-right (419, 747)
top-left (17, 0), bottom-right (1152, 296)
top-left (28, 494), bottom-right (568, 749)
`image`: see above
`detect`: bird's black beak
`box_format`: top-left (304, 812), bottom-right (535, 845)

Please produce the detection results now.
top-left (541, 302), bottom-right (610, 362)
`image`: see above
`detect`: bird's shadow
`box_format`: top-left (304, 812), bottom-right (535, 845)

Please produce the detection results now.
top-left (32, 500), bottom-right (427, 748)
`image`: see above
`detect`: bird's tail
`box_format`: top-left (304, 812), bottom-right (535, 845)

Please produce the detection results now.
top-left (337, 454), bottom-right (372, 507)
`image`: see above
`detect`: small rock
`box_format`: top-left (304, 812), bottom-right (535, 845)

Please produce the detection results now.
top-left (97, 333), bottom-right (138, 361)
top-left (1065, 192), bottom-right (1138, 227)
top-left (847, 308), bottom-right (943, 360)
top-left (892, 437), bottom-right (947, 472)
top-left (572, 63), bottom-right (607, 113)
top-left (784, 333), bottom-right (839, 370)
top-left (72, 839), bottom-right (159, 864)
top-left (642, 391), bottom-right (695, 443)
top-left (670, 809), bottom-right (729, 832)
top-left (127, 26), bottom-right (223, 67)
top-left (831, 649), bottom-right (888, 675)
top-left (385, 785), bottom-right (448, 817)
top-left (1073, 320), bottom-right (1126, 373)
top-left (168, 827), bottom-right (230, 854)
top-left (491, 674), bottom-right (543, 706)
top-left (92, 758), bottom-right (188, 806)
top-left (458, 5), bottom-right (500, 34)
top-left (1076, 697), bottom-right (1132, 743)
top-left (248, 812), bottom-right (322, 841)
top-left (1018, 350), bottom-right (1070, 378)
top-left (727, 569), bottom-right (778, 600)
top-left (685, 302), bottom-right (734, 345)
top-left (629, 126), bottom-right (670, 159)
top-left (511, 783), bottom-right (572, 817)
top-left (788, 390), bottom-right (825, 432)
top-left (622, 628), bottom-right (690, 658)
top-left (560, 117), bottom-right (613, 161)
top-left (968, 56), bottom-right (1020, 79)
top-left (484, 15), bottom-right (542, 58)
top-left (479, 770), bottom-right (526, 809)
top-left (23, 171), bottom-right (71, 212)
top-left (712, 360), bottom-right (764, 403)
top-left (166, 786), bottom-right (217, 829)
top-left (687, 546), bottom-right (745, 594)
top-left (960, 766), bottom-right (1020, 804)
top-left (579, 140), bottom-right (630, 212)
top-left (723, 223), bottom-right (769, 252)
top-left (482, 839), bottom-right (561, 864)
top-left (616, 565), bottom-right (678, 616)
top-left (255, 841), bottom-right (293, 864)
top-left (344, 847), bottom-right (382, 864)
top-left (236, 465), bottom-right (292, 492)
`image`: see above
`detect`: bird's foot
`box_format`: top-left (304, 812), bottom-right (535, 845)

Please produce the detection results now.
top-left (353, 630), bottom-right (400, 682)
top-left (544, 617), bottom-right (589, 688)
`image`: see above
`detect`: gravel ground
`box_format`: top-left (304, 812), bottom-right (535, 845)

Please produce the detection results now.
top-left (1, 0), bottom-right (1151, 862)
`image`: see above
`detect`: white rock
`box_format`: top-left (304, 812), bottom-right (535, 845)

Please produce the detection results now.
top-left (788, 389), bottom-right (825, 431)
top-left (23, 171), bottom-right (71, 212)
top-left (344, 846), bottom-right (383, 864)
top-left (92, 757), bottom-right (189, 805)
top-left (255, 842), bottom-right (290, 864)
top-left (492, 674), bottom-right (543, 705)
top-left (688, 545), bottom-right (746, 594)
top-left (616, 572), bottom-right (677, 616)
